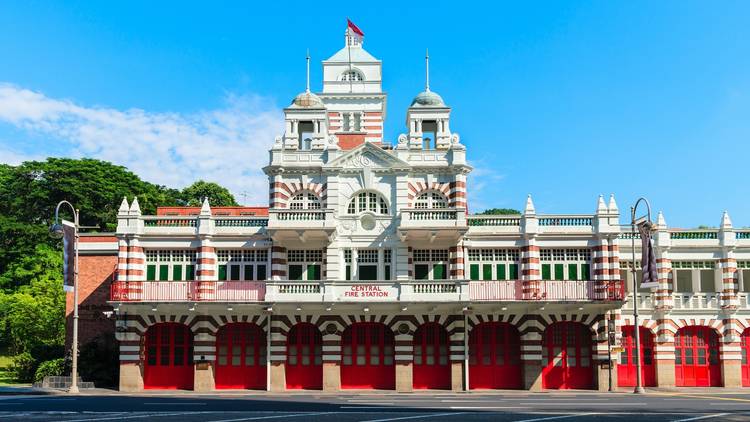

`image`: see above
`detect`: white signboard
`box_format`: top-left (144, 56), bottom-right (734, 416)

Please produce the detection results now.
top-left (334, 284), bottom-right (399, 301)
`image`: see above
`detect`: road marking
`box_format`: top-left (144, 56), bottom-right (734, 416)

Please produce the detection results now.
top-left (652, 392), bottom-right (750, 403)
top-left (359, 412), bottom-right (464, 422)
top-left (206, 412), bottom-right (337, 422)
top-left (519, 402), bottom-right (647, 406)
top-left (63, 412), bottom-right (205, 422)
top-left (144, 402), bottom-right (207, 405)
top-left (672, 413), bottom-right (730, 422)
top-left (449, 406), bottom-right (527, 409)
top-left (514, 413), bottom-right (600, 422)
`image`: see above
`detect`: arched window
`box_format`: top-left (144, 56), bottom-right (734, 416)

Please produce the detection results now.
top-left (341, 70), bottom-right (364, 82)
top-left (414, 191), bottom-right (448, 209)
top-left (347, 191), bottom-right (389, 215)
top-left (289, 192), bottom-right (322, 210)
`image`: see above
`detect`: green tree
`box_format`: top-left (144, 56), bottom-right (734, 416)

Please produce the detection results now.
top-left (0, 244), bottom-right (65, 353)
top-left (181, 180), bottom-right (238, 207)
top-left (0, 158), bottom-right (182, 231)
top-left (477, 208), bottom-right (522, 215)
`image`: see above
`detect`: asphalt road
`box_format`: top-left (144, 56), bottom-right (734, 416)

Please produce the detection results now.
top-left (1, 390), bottom-right (750, 421)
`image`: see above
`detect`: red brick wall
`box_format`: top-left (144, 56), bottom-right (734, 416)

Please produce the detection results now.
top-left (65, 254), bottom-right (117, 350)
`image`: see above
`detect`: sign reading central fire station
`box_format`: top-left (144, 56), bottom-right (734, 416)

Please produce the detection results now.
top-left (335, 284), bottom-right (397, 301)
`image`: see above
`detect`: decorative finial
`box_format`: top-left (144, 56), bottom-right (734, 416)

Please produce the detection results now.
top-left (425, 48), bottom-right (430, 92)
top-left (596, 194), bottom-right (607, 214)
top-left (524, 194), bottom-right (536, 215)
top-left (305, 49), bottom-right (311, 93)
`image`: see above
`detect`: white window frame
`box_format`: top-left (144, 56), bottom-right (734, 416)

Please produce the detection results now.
top-left (414, 191), bottom-right (449, 209)
top-left (346, 191), bottom-right (389, 215)
top-left (289, 191), bottom-right (322, 210)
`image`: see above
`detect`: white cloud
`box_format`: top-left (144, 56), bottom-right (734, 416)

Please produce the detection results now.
top-left (467, 161), bottom-right (508, 212)
top-left (0, 143), bottom-right (44, 165)
top-left (0, 83), bottom-right (284, 204)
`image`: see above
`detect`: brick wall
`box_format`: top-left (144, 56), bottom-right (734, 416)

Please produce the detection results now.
top-left (65, 254), bottom-right (117, 350)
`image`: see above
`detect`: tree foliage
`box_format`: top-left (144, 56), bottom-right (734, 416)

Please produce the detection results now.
top-left (181, 180), bottom-right (238, 207)
top-left (477, 208), bottom-right (522, 215)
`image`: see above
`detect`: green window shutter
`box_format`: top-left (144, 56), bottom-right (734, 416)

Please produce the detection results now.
top-left (289, 265), bottom-right (303, 281)
top-left (256, 264), bottom-right (267, 281)
top-left (496, 264), bottom-right (506, 280)
top-left (581, 263), bottom-right (591, 280)
top-left (307, 264), bottom-right (320, 281)
top-left (159, 265), bottom-right (169, 281)
top-left (542, 264), bottom-right (551, 280)
top-left (470, 264), bottom-right (479, 281)
top-left (146, 265), bottom-right (156, 281)
top-left (434, 264), bottom-right (447, 280)
top-left (345, 265), bottom-right (351, 281)
top-left (415, 264), bottom-right (430, 280)
top-left (509, 264), bottom-right (519, 280)
top-left (218, 264), bottom-right (227, 281)
top-left (173, 265), bottom-right (183, 281)
top-left (554, 264), bottom-right (564, 281)
top-left (482, 264), bottom-right (493, 280)
top-left (230, 265), bottom-right (240, 281)
top-left (244, 265), bottom-right (254, 281)
top-left (568, 264), bottom-right (578, 281)
top-left (185, 265), bottom-right (195, 281)
top-left (384, 265), bottom-right (391, 280)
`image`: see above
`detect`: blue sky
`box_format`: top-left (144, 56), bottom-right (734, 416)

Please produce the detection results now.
top-left (0, 1), bottom-right (748, 227)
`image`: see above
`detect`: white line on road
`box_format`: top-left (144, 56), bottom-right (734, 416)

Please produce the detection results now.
top-left (144, 402), bottom-right (207, 405)
top-left (205, 412), bottom-right (337, 422)
top-left (514, 413), bottom-right (600, 422)
top-left (359, 412), bottom-right (465, 422)
top-left (449, 406), bottom-right (527, 409)
top-left (63, 412), bottom-right (206, 422)
top-left (672, 413), bottom-right (730, 422)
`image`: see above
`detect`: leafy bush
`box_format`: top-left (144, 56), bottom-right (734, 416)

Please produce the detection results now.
top-left (10, 352), bottom-right (37, 382)
top-left (78, 334), bottom-right (118, 387)
top-left (34, 358), bottom-right (65, 383)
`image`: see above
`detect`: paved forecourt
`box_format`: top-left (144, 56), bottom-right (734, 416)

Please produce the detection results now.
top-left (2, 390), bottom-right (750, 421)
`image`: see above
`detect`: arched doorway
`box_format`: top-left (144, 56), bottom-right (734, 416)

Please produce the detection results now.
top-left (215, 323), bottom-right (267, 389)
top-left (143, 323), bottom-right (194, 390)
top-left (542, 322), bottom-right (593, 389)
top-left (413, 323), bottom-right (451, 389)
top-left (742, 328), bottom-right (750, 387)
top-left (286, 323), bottom-right (323, 390)
top-left (675, 326), bottom-right (722, 387)
top-left (469, 322), bottom-right (522, 389)
top-left (617, 326), bottom-right (656, 387)
top-left (341, 323), bottom-right (395, 389)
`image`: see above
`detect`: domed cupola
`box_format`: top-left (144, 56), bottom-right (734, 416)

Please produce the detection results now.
top-left (410, 90), bottom-right (446, 108)
top-left (277, 52), bottom-right (331, 151)
top-left (397, 50), bottom-right (460, 151)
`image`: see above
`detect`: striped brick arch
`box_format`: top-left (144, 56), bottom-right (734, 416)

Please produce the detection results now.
top-left (269, 182), bottom-right (327, 208)
top-left (270, 314), bottom-right (465, 364)
top-left (407, 181), bottom-right (466, 209)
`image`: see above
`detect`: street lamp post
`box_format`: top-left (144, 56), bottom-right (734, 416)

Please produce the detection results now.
top-left (630, 197), bottom-right (653, 395)
top-left (50, 201), bottom-right (80, 394)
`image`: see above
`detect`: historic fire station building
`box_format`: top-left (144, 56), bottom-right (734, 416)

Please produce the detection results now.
top-left (76, 26), bottom-right (750, 392)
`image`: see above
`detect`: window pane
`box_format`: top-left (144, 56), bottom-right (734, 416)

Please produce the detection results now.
top-left (230, 265), bottom-right (240, 281)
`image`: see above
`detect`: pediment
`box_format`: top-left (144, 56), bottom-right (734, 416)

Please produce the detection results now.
top-left (325, 142), bottom-right (411, 171)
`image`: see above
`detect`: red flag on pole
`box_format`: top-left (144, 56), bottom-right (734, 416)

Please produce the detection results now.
top-left (347, 19), bottom-right (364, 37)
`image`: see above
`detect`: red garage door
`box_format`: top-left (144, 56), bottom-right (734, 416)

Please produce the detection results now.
top-left (469, 322), bottom-right (522, 389)
top-left (286, 323), bottom-right (323, 390)
top-left (413, 323), bottom-right (450, 390)
top-left (742, 329), bottom-right (750, 387)
top-left (341, 323), bottom-right (395, 390)
top-left (542, 322), bottom-right (593, 389)
top-left (617, 326), bottom-right (656, 387)
top-left (675, 326), bottom-right (722, 387)
top-left (215, 323), bottom-right (267, 389)
top-left (144, 323), bottom-right (194, 390)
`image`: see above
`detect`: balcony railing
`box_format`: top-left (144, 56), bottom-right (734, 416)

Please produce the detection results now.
top-left (467, 216), bottom-right (522, 226)
top-left (143, 217), bottom-right (197, 227)
top-left (670, 230), bottom-right (718, 240)
top-left (214, 217), bottom-right (268, 227)
top-left (538, 216), bottom-right (593, 226)
top-left (111, 279), bottom-right (624, 303)
top-left (672, 293), bottom-right (721, 310)
top-left (110, 281), bottom-right (266, 302)
top-left (267, 209), bottom-right (334, 230)
top-left (400, 208), bottom-right (467, 229)
top-left (469, 280), bottom-right (623, 301)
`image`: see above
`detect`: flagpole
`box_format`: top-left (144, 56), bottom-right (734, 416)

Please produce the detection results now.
top-left (347, 27), bottom-right (353, 93)
top-left (630, 197), bottom-right (652, 394)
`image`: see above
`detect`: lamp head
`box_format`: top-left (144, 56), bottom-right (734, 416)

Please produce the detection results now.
top-left (49, 223), bottom-right (64, 239)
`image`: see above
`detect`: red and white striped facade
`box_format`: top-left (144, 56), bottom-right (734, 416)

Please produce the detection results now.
top-left (105, 28), bottom-right (750, 392)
